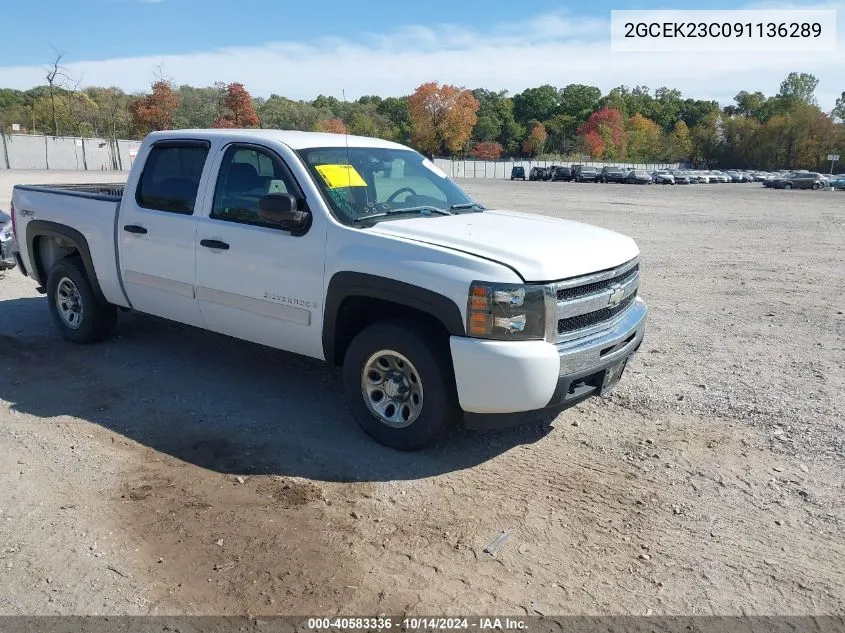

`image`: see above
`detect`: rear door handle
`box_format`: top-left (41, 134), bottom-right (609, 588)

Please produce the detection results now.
top-left (200, 239), bottom-right (230, 250)
top-left (123, 225), bottom-right (147, 234)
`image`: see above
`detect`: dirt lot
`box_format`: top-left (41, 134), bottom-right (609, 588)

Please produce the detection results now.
top-left (0, 171), bottom-right (842, 616)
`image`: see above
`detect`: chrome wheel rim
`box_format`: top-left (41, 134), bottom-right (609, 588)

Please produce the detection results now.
top-left (361, 350), bottom-right (423, 429)
top-left (56, 277), bottom-right (84, 330)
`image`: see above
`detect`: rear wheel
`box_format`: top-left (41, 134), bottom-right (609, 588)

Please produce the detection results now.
top-left (342, 320), bottom-right (460, 450)
top-left (46, 256), bottom-right (117, 344)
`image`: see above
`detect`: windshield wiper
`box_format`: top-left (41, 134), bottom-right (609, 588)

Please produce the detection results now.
top-left (353, 206), bottom-right (453, 223)
top-left (450, 202), bottom-right (485, 211)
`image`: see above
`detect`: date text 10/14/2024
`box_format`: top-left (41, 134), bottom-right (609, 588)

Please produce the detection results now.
top-left (305, 617), bottom-right (528, 631)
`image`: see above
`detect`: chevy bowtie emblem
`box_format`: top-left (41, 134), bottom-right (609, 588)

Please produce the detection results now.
top-left (608, 285), bottom-right (626, 307)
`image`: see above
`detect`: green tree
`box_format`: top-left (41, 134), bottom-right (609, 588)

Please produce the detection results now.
top-left (652, 87), bottom-right (683, 130)
top-left (0, 88), bottom-right (28, 130)
top-left (544, 114), bottom-right (578, 155)
top-left (690, 112), bottom-right (724, 167)
top-left (627, 86), bottom-right (656, 121)
top-left (598, 87), bottom-right (630, 117)
top-left (731, 90), bottom-right (769, 120)
top-left (558, 84), bottom-right (601, 124)
top-left (666, 120), bottom-right (692, 162)
top-left (500, 117), bottom-right (525, 156)
top-left (258, 95), bottom-right (330, 130)
top-left (470, 88), bottom-right (522, 155)
top-left (470, 89), bottom-right (506, 142)
top-left (778, 72), bottom-right (819, 107)
top-left (376, 96), bottom-right (411, 144)
top-left (626, 113), bottom-right (663, 161)
top-left (172, 85), bottom-right (219, 129)
top-left (721, 115), bottom-right (763, 167)
top-left (512, 85), bottom-right (559, 125)
top-left (348, 110), bottom-right (378, 137)
top-left (679, 98), bottom-right (720, 130)
top-left (831, 91), bottom-right (845, 121)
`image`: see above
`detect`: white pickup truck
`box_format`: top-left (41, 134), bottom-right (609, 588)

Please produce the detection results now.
top-left (10, 129), bottom-right (647, 449)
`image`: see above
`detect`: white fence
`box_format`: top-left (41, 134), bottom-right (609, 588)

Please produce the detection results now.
top-left (0, 134), bottom-right (679, 177)
top-left (433, 158), bottom-right (681, 179)
top-left (0, 133), bottom-right (141, 171)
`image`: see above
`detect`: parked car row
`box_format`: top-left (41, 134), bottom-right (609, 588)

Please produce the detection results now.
top-left (513, 165), bottom-right (841, 190)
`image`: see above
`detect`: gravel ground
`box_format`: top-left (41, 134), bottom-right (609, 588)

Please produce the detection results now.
top-left (0, 171), bottom-right (843, 616)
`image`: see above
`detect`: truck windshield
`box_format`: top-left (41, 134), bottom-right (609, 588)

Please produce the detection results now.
top-left (297, 146), bottom-right (477, 225)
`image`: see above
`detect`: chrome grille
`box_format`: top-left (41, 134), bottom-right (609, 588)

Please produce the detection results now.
top-left (557, 264), bottom-right (639, 301)
top-left (547, 257), bottom-right (640, 342)
top-left (558, 292), bottom-right (636, 334)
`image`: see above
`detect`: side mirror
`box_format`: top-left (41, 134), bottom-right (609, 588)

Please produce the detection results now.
top-left (258, 193), bottom-right (311, 233)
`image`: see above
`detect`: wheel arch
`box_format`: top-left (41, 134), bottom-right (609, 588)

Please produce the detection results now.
top-left (26, 220), bottom-right (107, 304)
top-left (323, 272), bottom-right (465, 366)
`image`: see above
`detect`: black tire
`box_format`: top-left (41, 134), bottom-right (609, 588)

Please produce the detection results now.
top-left (784, 183), bottom-right (792, 190)
top-left (46, 256), bottom-right (117, 344)
top-left (342, 320), bottom-right (460, 450)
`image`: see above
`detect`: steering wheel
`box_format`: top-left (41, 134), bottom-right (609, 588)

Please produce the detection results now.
top-left (386, 187), bottom-right (417, 204)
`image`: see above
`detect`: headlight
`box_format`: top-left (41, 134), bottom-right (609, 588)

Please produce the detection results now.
top-left (466, 281), bottom-right (547, 340)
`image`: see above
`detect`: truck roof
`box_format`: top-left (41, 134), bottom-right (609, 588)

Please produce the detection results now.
top-left (146, 129), bottom-right (410, 151)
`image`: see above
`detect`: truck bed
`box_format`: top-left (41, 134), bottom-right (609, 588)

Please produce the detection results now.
top-left (12, 181), bottom-right (128, 308)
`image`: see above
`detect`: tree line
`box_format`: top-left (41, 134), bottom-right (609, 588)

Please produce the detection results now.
top-left (0, 68), bottom-right (842, 170)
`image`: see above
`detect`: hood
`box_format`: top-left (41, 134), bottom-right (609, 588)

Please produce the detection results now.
top-left (368, 209), bottom-right (639, 282)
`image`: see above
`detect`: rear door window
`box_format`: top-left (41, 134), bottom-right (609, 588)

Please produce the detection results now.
top-left (136, 143), bottom-right (210, 214)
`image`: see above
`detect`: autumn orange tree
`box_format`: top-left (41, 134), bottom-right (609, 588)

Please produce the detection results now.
top-left (521, 124), bottom-right (547, 156)
top-left (316, 117), bottom-right (348, 134)
top-left (469, 141), bottom-right (504, 160)
top-left (579, 108), bottom-right (626, 158)
top-left (213, 82), bottom-right (260, 128)
top-left (129, 80), bottom-right (180, 134)
top-left (408, 82), bottom-right (479, 156)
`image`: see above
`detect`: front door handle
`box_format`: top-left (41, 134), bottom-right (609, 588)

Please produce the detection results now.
top-left (200, 239), bottom-right (230, 250)
top-left (123, 225), bottom-right (147, 234)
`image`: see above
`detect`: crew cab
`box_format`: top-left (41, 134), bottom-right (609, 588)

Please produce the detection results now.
top-left (10, 130), bottom-right (647, 450)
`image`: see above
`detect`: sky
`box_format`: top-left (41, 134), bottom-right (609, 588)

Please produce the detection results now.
top-left (0, 0), bottom-right (842, 109)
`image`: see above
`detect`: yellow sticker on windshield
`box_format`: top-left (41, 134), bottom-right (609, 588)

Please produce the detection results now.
top-left (315, 164), bottom-right (367, 189)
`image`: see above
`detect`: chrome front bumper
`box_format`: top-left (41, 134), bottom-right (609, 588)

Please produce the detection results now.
top-left (557, 297), bottom-right (647, 377)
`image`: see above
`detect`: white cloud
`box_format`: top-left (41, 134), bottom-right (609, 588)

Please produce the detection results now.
top-left (0, 5), bottom-right (842, 108)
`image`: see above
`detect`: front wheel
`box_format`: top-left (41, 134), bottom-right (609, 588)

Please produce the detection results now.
top-left (342, 320), bottom-right (460, 450)
top-left (784, 183), bottom-right (793, 190)
top-left (46, 256), bottom-right (117, 344)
